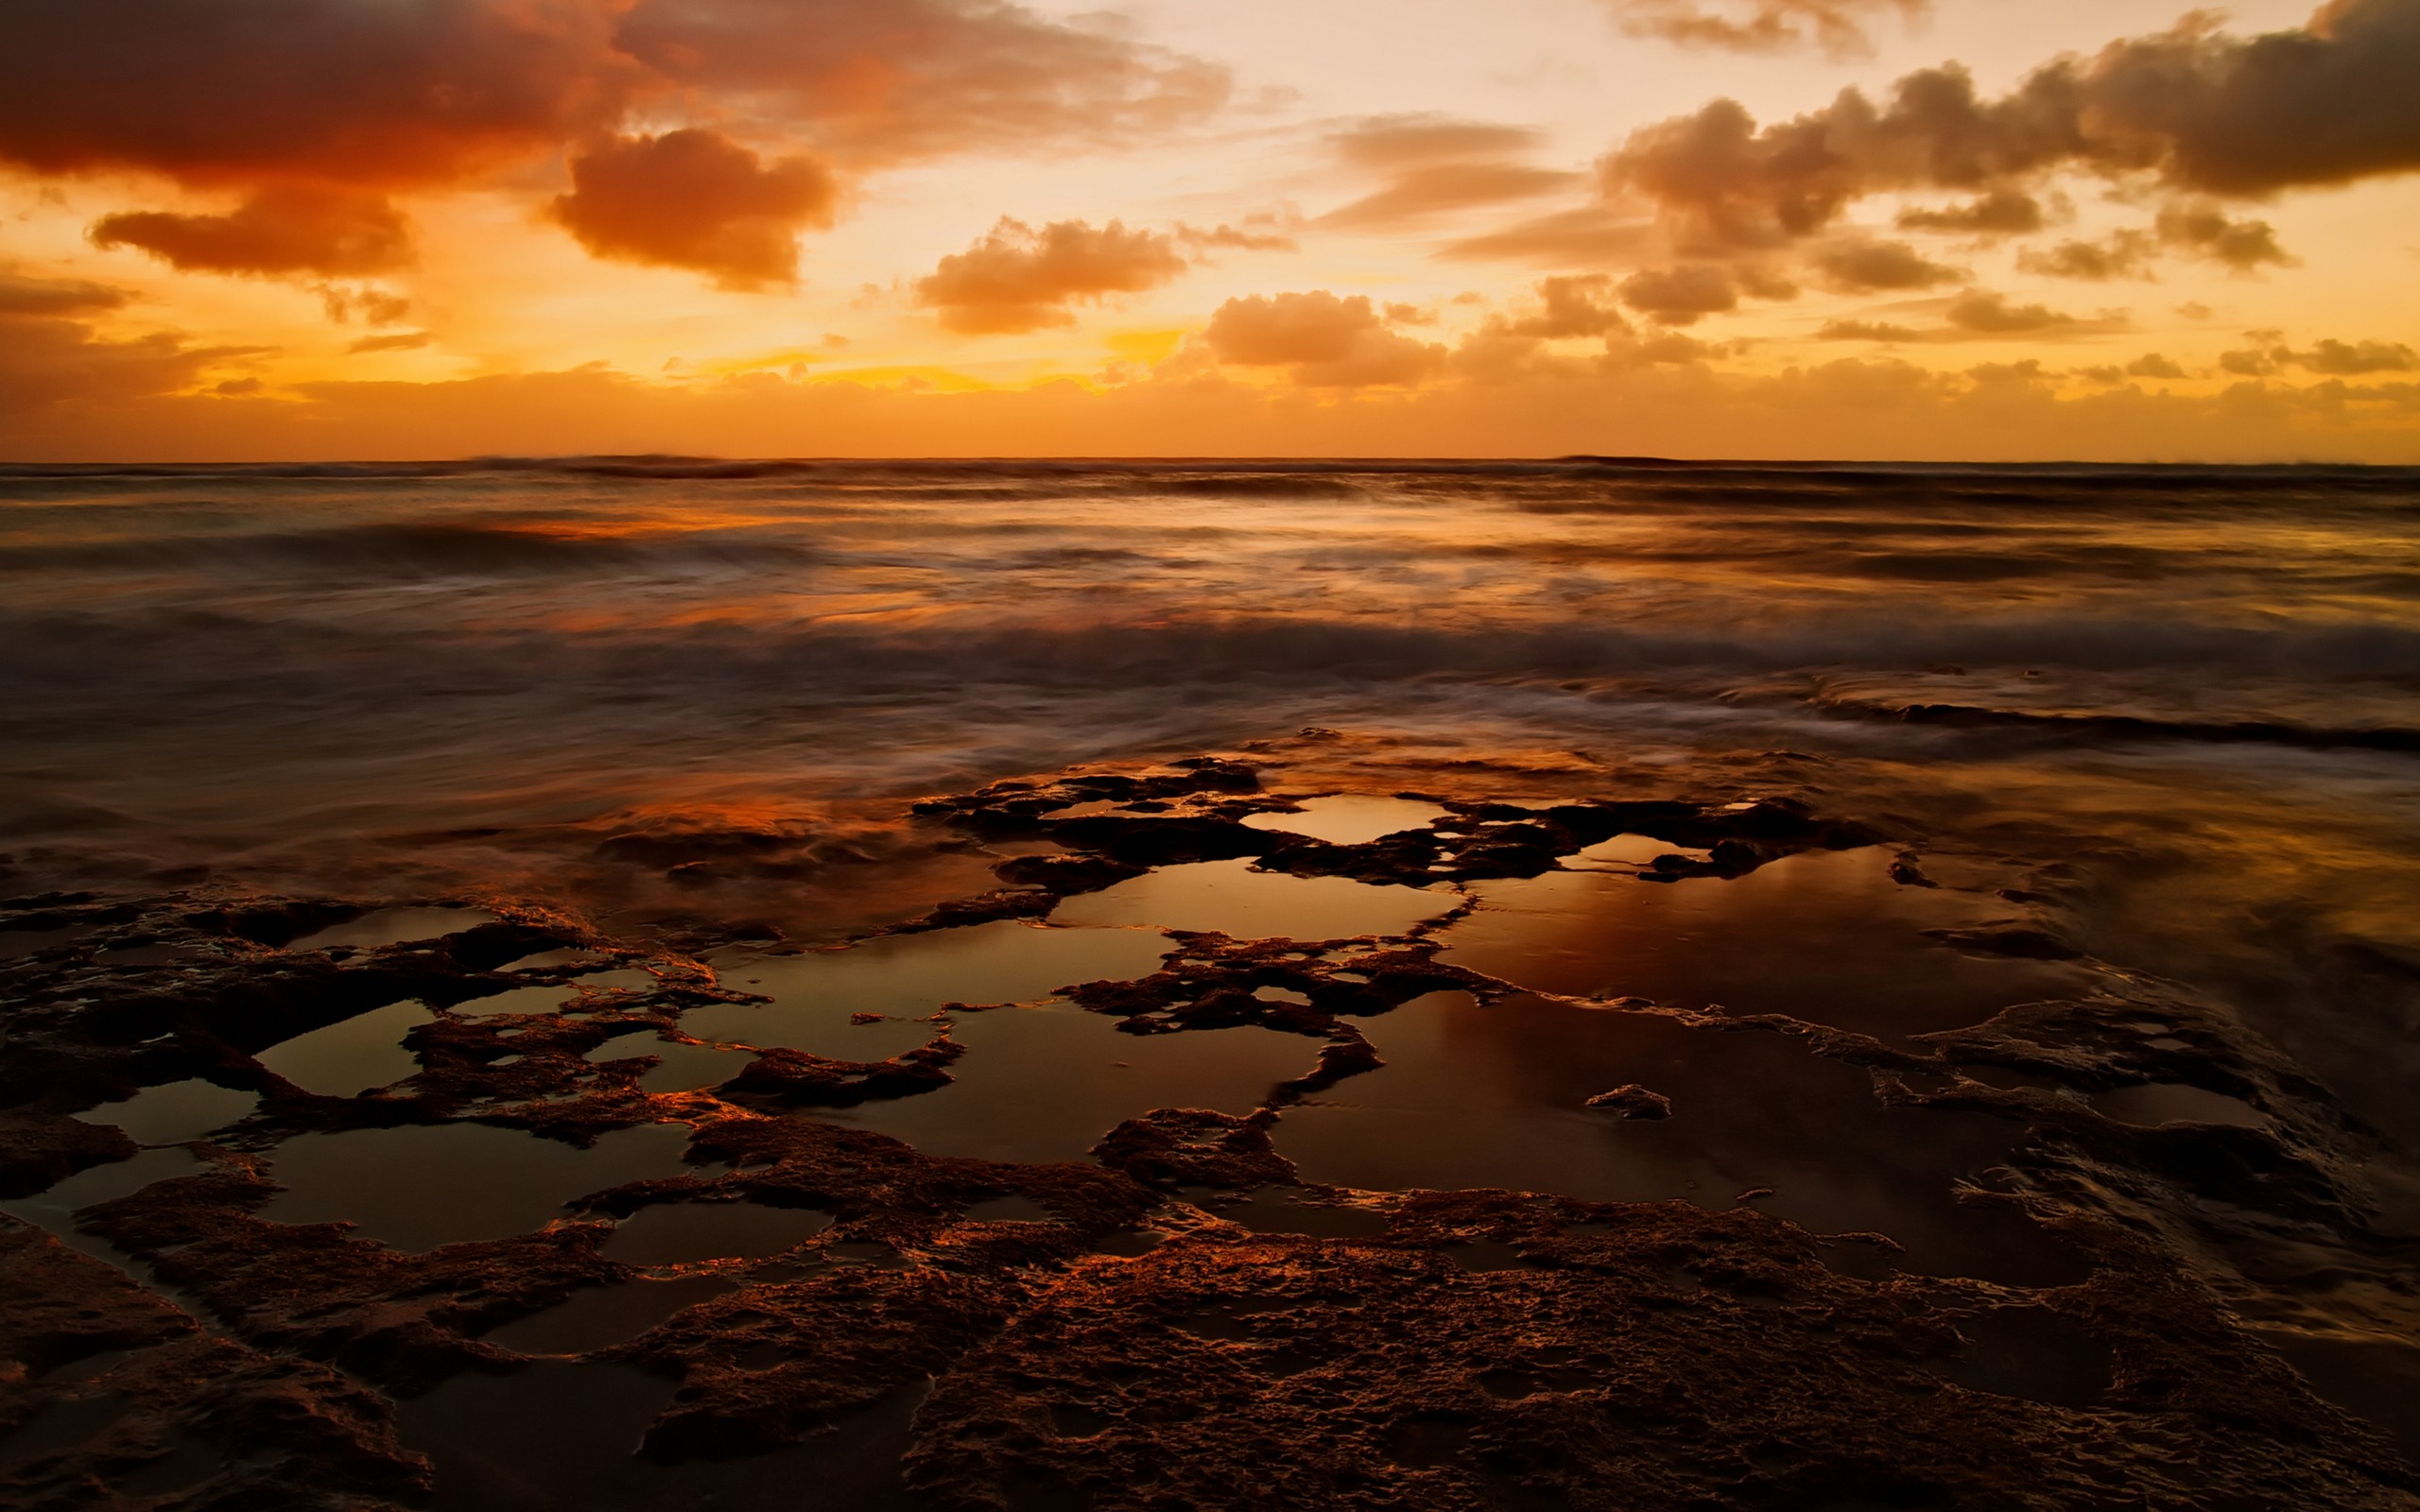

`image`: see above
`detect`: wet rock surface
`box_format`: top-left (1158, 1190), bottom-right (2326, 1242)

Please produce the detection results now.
top-left (1, 753), bottom-right (2414, 1510)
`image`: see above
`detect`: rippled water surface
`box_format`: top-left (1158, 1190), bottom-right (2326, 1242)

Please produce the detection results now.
top-left (8, 457), bottom-right (2420, 1488)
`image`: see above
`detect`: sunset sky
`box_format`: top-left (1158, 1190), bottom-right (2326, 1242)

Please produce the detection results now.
top-left (4, 0), bottom-right (2418, 460)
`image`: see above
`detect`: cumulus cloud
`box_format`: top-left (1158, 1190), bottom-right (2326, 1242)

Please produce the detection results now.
top-left (2017, 203), bottom-right (2291, 281)
top-left (917, 218), bottom-right (1187, 334)
top-left (1511, 276), bottom-right (1634, 338)
top-left (549, 129), bottom-right (838, 289)
top-left (2127, 352), bottom-right (2187, 378)
top-left (1616, 263), bottom-right (1794, 325)
top-left (2222, 335), bottom-right (2418, 375)
top-left (613, 0), bottom-right (1229, 164)
top-left (1597, 0), bottom-right (1927, 58)
top-left (1895, 189), bottom-right (2047, 237)
top-left (0, 0), bottom-right (625, 186)
top-left (90, 187), bottom-right (414, 278)
top-left (1603, 0), bottom-right (2420, 255)
top-left (1808, 238), bottom-right (1965, 291)
top-left (1203, 292), bottom-right (1447, 387)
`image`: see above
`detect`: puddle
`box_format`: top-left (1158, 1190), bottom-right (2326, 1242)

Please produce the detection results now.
top-left (74, 1080), bottom-right (257, 1144)
top-left (964, 1194), bottom-right (1057, 1224)
top-left (1927, 1307), bottom-right (2111, 1407)
top-left (688, 921), bottom-right (1169, 1057)
top-left (0, 1394), bottom-right (135, 1476)
top-left (510, 948), bottom-right (610, 971)
top-left (254, 1000), bottom-right (436, 1097)
top-left (819, 1001), bottom-right (1318, 1163)
top-left (0, 923), bottom-right (96, 958)
top-left (290, 907), bottom-right (500, 952)
top-left (399, 1363), bottom-right (929, 1512)
top-left (2091, 1083), bottom-right (2270, 1129)
top-left (1205, 1188), bottom-right (1392, 1239)
top-left (1441, 848), bottom-right (2091, 1040)
top-left (1274, 992), bottom-right (2086, 1286)
top-left (258, 1122), bottom-right (696, 1252)
top-left (454, 984), bottom-right (580, 1018)
top-left (1053, 859), bottom-right (1458, 941)
top-left (1, 1148), bottom-right (209, 1262)
top-left (583, 1032), bottom-right (757, 1092)
top-left (1564, 833), bottom-right (1713, 869)
top-left (601, 1202), bottom-right (832, 1266)
top-left (1240, 796), bottom-right (1448, 847)
top-left (482, 1277), bottom-right (736, 1356)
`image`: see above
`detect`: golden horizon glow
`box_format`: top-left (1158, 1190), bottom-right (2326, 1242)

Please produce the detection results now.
top-left (4, 0), bottom-right (2418, 461)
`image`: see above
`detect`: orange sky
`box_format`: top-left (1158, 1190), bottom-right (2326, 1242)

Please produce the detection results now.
top-left (4, 0), bottom-right (2418, 460)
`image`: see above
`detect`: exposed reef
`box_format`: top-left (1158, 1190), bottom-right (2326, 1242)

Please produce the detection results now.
top-left (2, 753), bottom-right (2414, 1509)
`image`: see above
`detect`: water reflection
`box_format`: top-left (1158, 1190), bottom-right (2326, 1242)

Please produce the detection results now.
top-left (1443, 848), bottom-right (2091, 1040)
top-left (1275, 991), bottom-right (2083, 1285)
top-left (1055, 858), bottom-right (1456, 940)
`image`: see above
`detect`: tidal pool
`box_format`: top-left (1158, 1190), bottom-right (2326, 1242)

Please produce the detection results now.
top-left (1442, 847), bottom-right (2093, 1040)
top-left (1273, 991), bottom-right (2085, 1286)
top-left (290, 907), bottom-right (499, 952)
top-left (2092, 1082), bottom-right (2270, 1128)
top-left (819, 1001), bottom-right (1319, 1163)
top-left (1240, 795), bottom-right (1448, 846)
top-left (1053, 858), bottom-right (1457, 940)
top-left (257, 1122), bottom-right (697, 1251)
top-left (687, 920), bottom-right (1171, 1056)
top-left (254, 1001), bottom-right (436, 1097)
top-left (600, 1201), bottom-right (833, 1266)
top-left (74, 1080), bottom-right (257, 1144)
top-left (482, 1277), bottom-right (736, 1356)
top-left (582, 1032), bottom-right (758, 1091)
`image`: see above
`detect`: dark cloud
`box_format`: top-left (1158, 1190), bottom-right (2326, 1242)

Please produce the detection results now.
top-left (1617, 263), bottom-right (1794, 325)
top-left (90, 187), bottom-right (414, 277)
top-left (1603, 0), bottom-right (2420, 254)
top-left (917, 219), bottom-right (1187, 334)
top-left (2017, 203), bottom-right (2290, 280)
top-left (1597, 0), bottom-right (1926, 59)
top-left (1895, 189), bottom-right (2047, 236)
top-left (549, 129), bottom-right (838, 289)
top-left (2152, 203), bottom-right (2292, 270)
top-left (1808, 238), bottom-right (1965, 291)
top-left (613, 0), bottom-right (1230, 164)
top-left (0, 0), bottom-right (625, 185)
top-left (1203, 291), bottom-right (1447, 386)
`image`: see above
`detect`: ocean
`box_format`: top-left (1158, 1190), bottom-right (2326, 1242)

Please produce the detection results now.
top-left (4, 457), bottom-right (2418, 1504)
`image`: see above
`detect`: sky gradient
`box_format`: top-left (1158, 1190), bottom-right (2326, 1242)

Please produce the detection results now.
top-left (4, 0), bottom-right (2418, 460)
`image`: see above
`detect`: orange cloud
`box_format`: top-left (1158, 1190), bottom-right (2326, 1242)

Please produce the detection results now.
top-left (91, 187), bottom-right (414, 277)
top-left (612, 0), bottom-right (1230, 164)
top-left (0, 0), bottom-right (625, 186)
top-left (1820, 290), bottom-right (2127, 342)
top-left (1318, 116), bottom-right (1578, 232)
top-left (1808, 238), bottom-right (1965, 293)
top-left (1605, 0), bottom-right (2420, 259)
top-left (0, 277), bottom-right (257, 416)
top-left (1895, 190), bottom-right (2048, 237)
top-left (1203, 292), bottom-right (1447, 387)
top-left (916, 219), bottom-right (1188, 335)
top-left (550, 129), bottom-right (838, 289)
